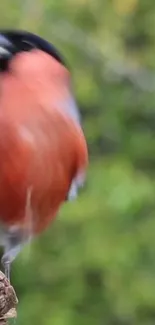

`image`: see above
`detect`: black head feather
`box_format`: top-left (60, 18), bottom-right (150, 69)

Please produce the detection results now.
top-left (0, 30), bottom-right (66, 71)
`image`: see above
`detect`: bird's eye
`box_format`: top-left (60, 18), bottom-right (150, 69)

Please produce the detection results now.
top-left (22, 40), bottom-right (36, 51)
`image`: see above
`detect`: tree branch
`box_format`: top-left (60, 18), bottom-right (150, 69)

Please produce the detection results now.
top-left (0, 271), bottom-right (18, 325)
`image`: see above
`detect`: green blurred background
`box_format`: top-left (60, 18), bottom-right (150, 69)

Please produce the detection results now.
top-left (2, 0), bottom-right (155, 324)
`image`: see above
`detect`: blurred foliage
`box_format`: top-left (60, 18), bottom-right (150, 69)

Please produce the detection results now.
top-left (1, 0), bottom-right (155, 324)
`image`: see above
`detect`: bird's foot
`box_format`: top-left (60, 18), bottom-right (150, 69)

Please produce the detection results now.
top-left (1, 257), bottom-right (10, 282)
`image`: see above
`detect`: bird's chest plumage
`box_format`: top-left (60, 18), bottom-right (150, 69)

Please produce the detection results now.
top-left (0, 75), bottom-right (79, 234)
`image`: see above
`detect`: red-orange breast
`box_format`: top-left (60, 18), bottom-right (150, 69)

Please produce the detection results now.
top-left (0, 49), bottom-right (88, 236)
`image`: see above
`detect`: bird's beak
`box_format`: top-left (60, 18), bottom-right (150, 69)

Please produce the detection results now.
top-left (0, 35), bottom-right (14, 59)
top-left (0, 46), bottom-right (11, 58)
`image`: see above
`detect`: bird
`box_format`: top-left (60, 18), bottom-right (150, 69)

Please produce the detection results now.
top-left (0, 30), bottom-right (88, 281)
